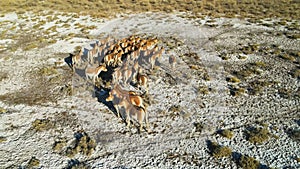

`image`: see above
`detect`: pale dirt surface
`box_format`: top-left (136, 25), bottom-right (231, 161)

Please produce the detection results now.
top-left (0, 12), bottom-right (299, 168)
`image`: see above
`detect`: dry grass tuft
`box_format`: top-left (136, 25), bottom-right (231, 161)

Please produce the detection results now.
top-left (0, 1), bottom-right (298, 20)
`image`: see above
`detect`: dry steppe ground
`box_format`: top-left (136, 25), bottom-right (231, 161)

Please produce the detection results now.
top-left (0, 1), bottom-right (299, 169)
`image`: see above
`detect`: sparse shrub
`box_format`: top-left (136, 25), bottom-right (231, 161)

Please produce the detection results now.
top-left (279, 53), bottom-right (296, 61)
top-left (24, 43), bottom-right (38, 51)
top-left (240, 46), bottom-right (254, 55)
top-left (278, 88), bottom-right (292, 98)
top-left (48, 39), bottom-right (57, 44)
top-left (193, 122), bottom-right (204, 133)
top-left (0, 136), bottom-right (7, 143)
top-left (218, 129), bottom-right (234, 139)
top-left (62, 23), bottom-right (71, 28)
top-left (66, 159), bottom-right (90, 169)
top-left (202, 72), bottom-right (211, 81)
top-left (226, 76), bottom-right (241, 83)
top-left (290, 69), bottom-right (300, 79)
top-left (207, 141), bottom-right (232, 158)
top-left (238, 155), bottom-right (260, 169)
top-left (286, 129), bottom-right (300, 142)
top-left (31, 119), bottom-right (53, 132)
top-left (247, 79), bottom-right (275, 95)
top-left (169, 105), bottom-right (181, 112)
top-left (27, 157), bottom-right (40, 168)
top-left (286, 33), bottom-right (300, 39)
top-left (249, 44), bottom-right (260, 52)
top-left (198, 85), bottom-right (210, 95)
top-left (39, 67), bottom-right (58, 76)
top-left (253, 61), bottom-right (266, 67)
top-left (65, 131), bottom-right (96, 157)
top-left (232, 69), bottom-right (253, 80)
top-left (237, 54), bottom-right (247, 60)
top-left (53, 139), bottom-right (67, 152)
top-left (229, 85), bottom-right (245, 96)
top-left (86, 25), bottom-right (97, 30)
top-left (246, 126), bottom-right (270, 144)
top-left (219, 53), bottom-right (230, 60)
top-left (0, 107), bottom-right (7, 113)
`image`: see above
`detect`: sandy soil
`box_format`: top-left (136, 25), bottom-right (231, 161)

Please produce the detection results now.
top-left (0, 12), bottom-right (299, 168)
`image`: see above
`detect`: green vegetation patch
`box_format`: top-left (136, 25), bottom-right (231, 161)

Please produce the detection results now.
top-left (207, 141), bottom-right (232, 158)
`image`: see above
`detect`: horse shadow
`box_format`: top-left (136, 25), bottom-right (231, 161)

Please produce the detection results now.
top-left (64, 53), bottom-right (74, 70)
top-left (94, 85), bottom-right (123, 120)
